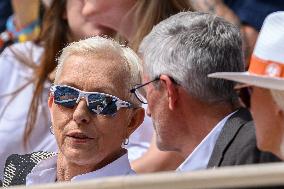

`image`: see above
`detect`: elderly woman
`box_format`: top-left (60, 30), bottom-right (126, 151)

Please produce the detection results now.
top-left (209, 12), bottom-right (284, 159)
top-left (1, 36), bottom-right (144, 186)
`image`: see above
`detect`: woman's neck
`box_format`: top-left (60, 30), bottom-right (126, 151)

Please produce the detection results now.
top-left (56, 149), bottom-right (126, 181)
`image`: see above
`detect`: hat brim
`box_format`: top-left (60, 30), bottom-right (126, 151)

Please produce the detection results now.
top-left (208, 72), bottom-right (284, 91)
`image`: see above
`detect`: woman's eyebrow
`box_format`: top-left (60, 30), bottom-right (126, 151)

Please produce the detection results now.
top-left (56, 81), bottom-right (116, 94)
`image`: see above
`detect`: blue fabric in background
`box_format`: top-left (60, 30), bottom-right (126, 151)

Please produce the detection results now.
top-left (224, 0), bottom-right (284, 31)
top-left (0, 0), bottom-right (12, 33)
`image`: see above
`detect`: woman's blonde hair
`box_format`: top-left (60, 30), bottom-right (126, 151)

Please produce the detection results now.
top-left (55, 36), bottom-right (143, 107)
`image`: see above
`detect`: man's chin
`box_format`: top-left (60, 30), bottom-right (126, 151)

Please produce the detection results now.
top-left (156, 138), bottom-right (176, 152)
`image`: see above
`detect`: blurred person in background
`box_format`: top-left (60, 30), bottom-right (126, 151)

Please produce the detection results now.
top-left (1, 37), bottom-right (144, 186)
top-left (0, 0), bottom-right (190, 179)
top-left (137, 11), bottom-right (280, 172)
top-left (209, 11), bottom-right (284, 160)
top-left (189, 0), bottom-right (284, 68)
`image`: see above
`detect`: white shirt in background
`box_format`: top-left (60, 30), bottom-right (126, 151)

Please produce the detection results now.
top-left (0, 42), bottom-right (57, 179)
top-left (127, 104), bottom-right (154, 161)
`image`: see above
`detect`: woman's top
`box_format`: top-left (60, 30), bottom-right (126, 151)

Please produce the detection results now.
top-left (2, 151), bottom-right (134, 186)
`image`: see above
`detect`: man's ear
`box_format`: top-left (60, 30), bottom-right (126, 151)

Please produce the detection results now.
top-left (275, 103), bottom-right (284, 117)
top-left (160, 75), bottom-right (179, 111)
top-left (126, 107), bottom-right (145, 137)
top-left (273, 104), bottom-right (284, 129)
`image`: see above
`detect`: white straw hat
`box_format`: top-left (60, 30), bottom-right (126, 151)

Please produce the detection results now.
top-left (208, 11), bottom-right (284, 90)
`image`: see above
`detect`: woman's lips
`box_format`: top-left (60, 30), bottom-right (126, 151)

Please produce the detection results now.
top-left (67, 132), bottom-right (94, 143)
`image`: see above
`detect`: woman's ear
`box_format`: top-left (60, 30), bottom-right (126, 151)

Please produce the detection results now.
top-left (48, 93), bottom-right (54, 108)
top-left (48, 93), bottom-right (54, 121)
top-left (126, 107), bottom-right (145, 137)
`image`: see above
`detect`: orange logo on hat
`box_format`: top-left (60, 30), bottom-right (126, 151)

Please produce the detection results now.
top-left (265, 63), bottom-right (281, 77)
top-left (248, 55), bottom-right (284, 78)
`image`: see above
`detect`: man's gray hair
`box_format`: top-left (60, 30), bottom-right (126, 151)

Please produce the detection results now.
top-left (139, 11), bottom-right (244, 103)
top-left (55, 36), bottom-right (143, 106)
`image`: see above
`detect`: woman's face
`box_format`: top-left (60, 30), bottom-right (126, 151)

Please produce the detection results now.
top-left (48, 54), bottom-right (142, 166)
top-left (66, 0), bottom-right (136, 41)
top-left (250, 87), bottom-right (284, 158)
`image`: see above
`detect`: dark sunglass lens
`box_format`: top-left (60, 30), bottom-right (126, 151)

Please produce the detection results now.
top-left (88, 94), bottom-right (107, 113)
top-left (54, 86), bottom-right (79, 108)
top-left (88, 94), bottom-right (117, 115)
top-left (100, 97), bottom-right (118, 116)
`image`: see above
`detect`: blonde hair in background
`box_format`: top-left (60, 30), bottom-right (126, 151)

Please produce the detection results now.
top-left (271, 90), bottom-right (284, 112)
top-left (55, 36), bottom-right (142, 107)
top-left (128, 0), bottom-right (191, 51)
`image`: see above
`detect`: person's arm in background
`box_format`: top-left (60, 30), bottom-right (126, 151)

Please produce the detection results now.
top-left (12, 0), bottom-right (39, 30)
top-left (11, 0), bottom-right (40, 42)
top-left (131, 134), bottom-right (184, 173)
top-left (0, 0), bottom-right (40, 52)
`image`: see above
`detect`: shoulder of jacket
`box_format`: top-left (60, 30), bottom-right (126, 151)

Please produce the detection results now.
top-left (2, 151), bottom-right (56, 187)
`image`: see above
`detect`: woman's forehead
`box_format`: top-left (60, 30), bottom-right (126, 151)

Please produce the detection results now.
top-left (62, 54), bottom-right (126, 75)
top-left (58, 54), bottom-right (128, 95)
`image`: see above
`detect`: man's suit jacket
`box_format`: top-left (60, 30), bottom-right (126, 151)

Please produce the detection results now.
top-left (207, 108), bottom-right (280, 168)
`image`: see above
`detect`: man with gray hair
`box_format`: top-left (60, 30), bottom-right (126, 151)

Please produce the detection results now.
top-left (131, 11), bottom-right (279, 171)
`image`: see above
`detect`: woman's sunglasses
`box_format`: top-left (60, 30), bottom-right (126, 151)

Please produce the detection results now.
top-left (50, 85), bottom-right (133, 116)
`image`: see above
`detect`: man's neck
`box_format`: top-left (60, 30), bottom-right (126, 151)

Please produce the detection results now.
top-left (178, 98), bottom-right (238, 158)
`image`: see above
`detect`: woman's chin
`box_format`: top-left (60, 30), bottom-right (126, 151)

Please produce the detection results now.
top-left (64, 150), bottom-right (97, 165)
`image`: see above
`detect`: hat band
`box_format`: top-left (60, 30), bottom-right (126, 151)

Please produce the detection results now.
top-left (249, 55), bottom-right (284, 78)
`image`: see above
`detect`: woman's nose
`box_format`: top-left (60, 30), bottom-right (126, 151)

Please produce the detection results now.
top-left (73, 100), bottom-right (91, 124)
top-left (82, 0), bottom-right (101, 16)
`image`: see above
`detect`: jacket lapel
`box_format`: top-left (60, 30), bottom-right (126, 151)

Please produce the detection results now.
top-left (207, 108), bottom-right (252, 168)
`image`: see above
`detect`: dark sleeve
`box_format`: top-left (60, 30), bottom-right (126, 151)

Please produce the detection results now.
top-left (220, 121), bottom-right (281, 166)
top-left (2, 153), bottom-right (37, 187)
top-left (235, 143), bottom-right (280, 165)
top-left (2, 151), bottom-right (56, 187)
